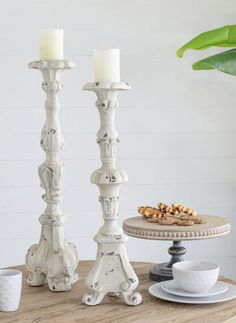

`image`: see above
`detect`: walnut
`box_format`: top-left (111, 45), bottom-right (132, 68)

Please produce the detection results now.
top-left (177, 219), bottom-right (195, 226)
top-left (158, 217), bottom-right (176, 225)
top-left (166, 206), bottom-right (180, 216)
top-left (172, 203), bottom-right (184, 212)
top-left (143, 209), bottom-right (153, 218)
top-left (137, 207), bottom-right (145, 215)
top-left (193, 217), bottom-right (206, 224)
top-left (181, 206), bottom-right (197, 217)
top-left (157, 202), bottom-right (168, 212)
top-left (138, 206), bottom-right (164, 218)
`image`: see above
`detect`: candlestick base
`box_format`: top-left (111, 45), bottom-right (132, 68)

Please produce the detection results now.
top-left (82, 233), bottom-right (141, 306)
top-left (26, 232), bottom-right (79, 292)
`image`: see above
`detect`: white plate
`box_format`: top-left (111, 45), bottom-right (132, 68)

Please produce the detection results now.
top-left (161, 280), bottom-right (228, 298)
top-left (149, 282), bottom-right (236, 304)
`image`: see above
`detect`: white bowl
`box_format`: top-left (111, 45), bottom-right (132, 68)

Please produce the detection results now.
top-left (172, 261), bottom-right (219, 294)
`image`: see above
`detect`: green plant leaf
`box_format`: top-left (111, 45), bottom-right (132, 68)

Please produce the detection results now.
top-left (177, 25), bottom-right (236, 58)
top-left (192, 48), bottom-right (236, 75)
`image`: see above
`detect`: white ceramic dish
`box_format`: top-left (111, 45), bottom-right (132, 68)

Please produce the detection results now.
top-left (161, 280), bottom-right (228, 298)
top-left (173, 260), bottom-right (219, 294)
top-left (149, 282), bottom-right (236, 304)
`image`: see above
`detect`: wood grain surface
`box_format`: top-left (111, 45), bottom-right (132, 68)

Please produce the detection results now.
top-left (1, 261), bottom-right (236, 323)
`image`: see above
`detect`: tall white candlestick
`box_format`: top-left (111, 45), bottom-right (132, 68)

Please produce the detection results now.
top-left (26, 60), bottom-right (78, 292)
top-left (93, 49), bottom-right (120, 82)
top-left (39, 29), bottom-right (64, 60)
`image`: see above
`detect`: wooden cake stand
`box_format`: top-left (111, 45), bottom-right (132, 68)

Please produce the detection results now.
top-left (123, 215), bottom-right (231, 282)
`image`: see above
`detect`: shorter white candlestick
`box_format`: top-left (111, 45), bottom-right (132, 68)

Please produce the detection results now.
top-left (39, 29), bottom-right (64, 60)
top-left (82, 82), bottom-right (141, 306)
top-left (93, 49), bottom-right (120, 82)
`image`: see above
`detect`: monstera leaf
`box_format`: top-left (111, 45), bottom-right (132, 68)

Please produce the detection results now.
top-left (192, 48), bottom-right (236, 75)
top-left (177, 25), bottom-right (236, 58)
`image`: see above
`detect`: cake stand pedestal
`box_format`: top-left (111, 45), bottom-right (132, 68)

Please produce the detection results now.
top-left (123, 215), bottom-right (230, 282)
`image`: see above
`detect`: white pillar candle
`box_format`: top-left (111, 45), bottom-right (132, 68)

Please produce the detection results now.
top-left (39, 29), bottom-right (64, 60)
top-left (93, 49), bottom-right (120, 83)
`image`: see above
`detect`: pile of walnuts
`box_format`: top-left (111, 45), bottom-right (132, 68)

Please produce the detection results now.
top-left (138, 202), bottom-right (205, 226)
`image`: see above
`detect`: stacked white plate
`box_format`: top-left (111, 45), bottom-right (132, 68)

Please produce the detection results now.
top-left (149, 280), bottom-right (236, 304)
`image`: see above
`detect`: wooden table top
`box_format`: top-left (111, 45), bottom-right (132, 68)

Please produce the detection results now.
top-left (123, 215), bottom-right (231, 241)
top-left (1, 261), bottom-right (236, 323)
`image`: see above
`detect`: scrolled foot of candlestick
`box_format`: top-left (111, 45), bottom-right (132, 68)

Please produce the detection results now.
top-left (122, 291), bottom-right (142, 306)
top-left (26, 271), bottom-right (46, 287)
top-left (48, 274), bottom-right (78, 292)
top-left (26, 235), bottom-right (79, 291)
top-left (82, 292), bottom-right (106, 306)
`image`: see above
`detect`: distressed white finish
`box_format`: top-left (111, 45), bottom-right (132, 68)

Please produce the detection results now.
top-left (25, 60), bottom-right (79, 292)
top-left (82, 82), bottom-right (141, 306)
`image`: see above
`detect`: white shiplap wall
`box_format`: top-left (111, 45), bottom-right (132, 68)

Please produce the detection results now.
top-left (0, 0), bottom-right (236, 278)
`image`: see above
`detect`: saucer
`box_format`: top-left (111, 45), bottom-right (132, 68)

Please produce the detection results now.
top-left (149, 282), bottom-right (236, 304)
top-left (161, 280), bottom-right (228, 298)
